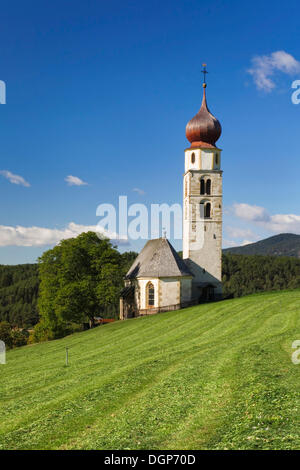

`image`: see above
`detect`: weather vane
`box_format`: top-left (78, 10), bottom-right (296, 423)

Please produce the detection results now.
top-left (201, 63), bottom-right (208, 85)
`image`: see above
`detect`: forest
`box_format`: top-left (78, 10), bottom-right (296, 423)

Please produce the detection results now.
top-left (1, 245), bottom-right (300, 333)
top-left (222, 253), bottom-right (300, 298)
top-left (0, 264), bottom-right (39, 328)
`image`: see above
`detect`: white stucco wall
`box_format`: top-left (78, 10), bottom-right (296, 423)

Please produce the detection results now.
top-left (137, 277), bottom-right (192, 310)
top-left (185, 148), bottom-right (221, 172)
top-left (159, 278), bottom-right (180, 307)
top-left (185, 149), bottom-right (201, 172)
top-left (137, 278), bottom-right (159, 310)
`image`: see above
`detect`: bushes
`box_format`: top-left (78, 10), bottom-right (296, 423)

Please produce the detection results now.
top-left (0, 321), bottom-right (28, 349)
top-left (11, 330), bottom-right (28, 347)
top-left (0, 321), bottom-right (13, 348)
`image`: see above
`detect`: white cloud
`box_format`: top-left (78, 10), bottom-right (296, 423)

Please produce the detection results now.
top-left (267, 213), bottom-right (300, 233)
top-left (240, 239), bottom-right (255, 246)
top-left (232, 203), bottom-right (269, 222)
top-left (132, 187), bottom-right (145, 196)
top-left (223, 239), bottom-right (240, 248)
top-left (65, 175), bottom-right (88, 186)
top-left (0, 222), bottom-right (129, 247)
top-left (224, 227), bottom-right (260, 249)
top-left (232, 203), bottom-right (300, 234)
top-left (226, 226), bottom-right (259, 241)
top-left (247, 50), bottom-right (300, 92)
top-left (223, 238), bottom-right (256, 249)
top-left (0, 170), bottom-right (30, 187)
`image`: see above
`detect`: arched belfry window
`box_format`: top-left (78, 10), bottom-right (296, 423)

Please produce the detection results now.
top-left (200, 179), bottom-right (205, 195)
top-left (191, 152), bottom-right (195, 164)
top-left (215, 153), bottom-right (219, 166)
top-left (206, 179), bottom-right (211, 195)
top-left (146, 282), bottom-right (155, 307)
top-left (205, 202), bottom-right (211, 219)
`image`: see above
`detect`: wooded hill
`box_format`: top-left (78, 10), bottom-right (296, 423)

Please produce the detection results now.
top-left (1, 249), bottom-right (300, 328)
top-left (222, 253), bottom-right (300, 298)
top-left (224, 233), bottom-right (300, 258)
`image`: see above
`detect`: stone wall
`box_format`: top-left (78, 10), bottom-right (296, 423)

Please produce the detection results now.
top-left (183, 146), bottom-right (223, 299)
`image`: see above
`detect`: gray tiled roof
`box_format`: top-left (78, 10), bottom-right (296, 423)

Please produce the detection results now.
top-left (126, 238), bottom-right (193, 279)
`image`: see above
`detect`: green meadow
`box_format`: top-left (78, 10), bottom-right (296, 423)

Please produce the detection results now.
top-left (0, 289), bottom-right (300, 450)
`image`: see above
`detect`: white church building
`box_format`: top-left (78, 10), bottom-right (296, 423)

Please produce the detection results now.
top-left (120, 71), bottom-right (223, 319)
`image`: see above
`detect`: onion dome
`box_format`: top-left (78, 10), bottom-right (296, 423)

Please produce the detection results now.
top-left (186, 83), bottom-right (222, 148)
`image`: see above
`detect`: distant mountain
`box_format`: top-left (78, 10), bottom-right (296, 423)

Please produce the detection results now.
top-left (224, 233), bottom-right (300, 258)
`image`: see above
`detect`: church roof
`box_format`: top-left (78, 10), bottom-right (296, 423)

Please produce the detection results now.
top-left (186, 83), bottom-right (222, 148)
top-left (125, 238), bottom-right (193, 279)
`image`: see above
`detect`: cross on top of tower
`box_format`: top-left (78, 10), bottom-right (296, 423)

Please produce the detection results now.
top-left (185, 64), bottom-right (222, 146)
top-left (201, 63), bottom-right (208, 86)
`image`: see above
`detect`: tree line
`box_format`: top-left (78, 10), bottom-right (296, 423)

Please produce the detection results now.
top-left (222, 253), bottom-right (300, 298)
top-left (1, 232), bottom-right (300, 347)
top-left (0, 264), bottom-right (39, 328)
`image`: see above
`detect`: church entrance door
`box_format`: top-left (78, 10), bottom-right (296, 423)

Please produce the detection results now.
top-left (200, 285), bottom-right (215, 302)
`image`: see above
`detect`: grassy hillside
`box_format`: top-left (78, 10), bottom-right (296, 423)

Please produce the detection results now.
top-left (224, 233), bottom-right (300, 258)
top-left (1, 290), bottom-right (300, 450)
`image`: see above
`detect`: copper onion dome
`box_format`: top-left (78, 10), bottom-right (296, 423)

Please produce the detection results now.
top-left (186, 83), bottom-right (222, 148)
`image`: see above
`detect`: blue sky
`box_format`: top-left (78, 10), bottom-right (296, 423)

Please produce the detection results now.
top-left (1, 0), bottom-right (300, 264)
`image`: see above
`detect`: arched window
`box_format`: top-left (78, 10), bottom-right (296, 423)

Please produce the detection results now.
top-left (191, 152), bottom-right (195, 164)
top-left (205, 202), bottom-right (211, 218)
top-left (146, 282), bottom-right (155, 307)
top-left (200, 179), bottom-right (205, 195)
top-left (200, 201), bottom-right (205, 218)
top-left (215, 153), bottom-right (219, 166)
top-left (206, 179), bottom-right (211, 195)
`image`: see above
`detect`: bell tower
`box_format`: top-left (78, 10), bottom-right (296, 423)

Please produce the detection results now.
top-left (183, 66), bottom-right (223, 302)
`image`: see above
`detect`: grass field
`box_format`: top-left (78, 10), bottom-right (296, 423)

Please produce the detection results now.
top-left (1, 290), bottom-right (300, 450)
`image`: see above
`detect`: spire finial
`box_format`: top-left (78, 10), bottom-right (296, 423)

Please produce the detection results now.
top-left (201, 63), bottom-right (208, 88)
top-left (185, 64), bottom-right (222, 146)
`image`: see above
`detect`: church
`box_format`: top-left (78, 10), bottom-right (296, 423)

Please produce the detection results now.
top-left (120, 69), bottom-right (223, 319)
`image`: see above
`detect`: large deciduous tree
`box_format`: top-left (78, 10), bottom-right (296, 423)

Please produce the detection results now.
top-left (37, 232), bottom-right (124, 339)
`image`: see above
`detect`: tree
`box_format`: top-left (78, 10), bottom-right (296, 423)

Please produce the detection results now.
top-left (37, 232), bottom-right (125, 338)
